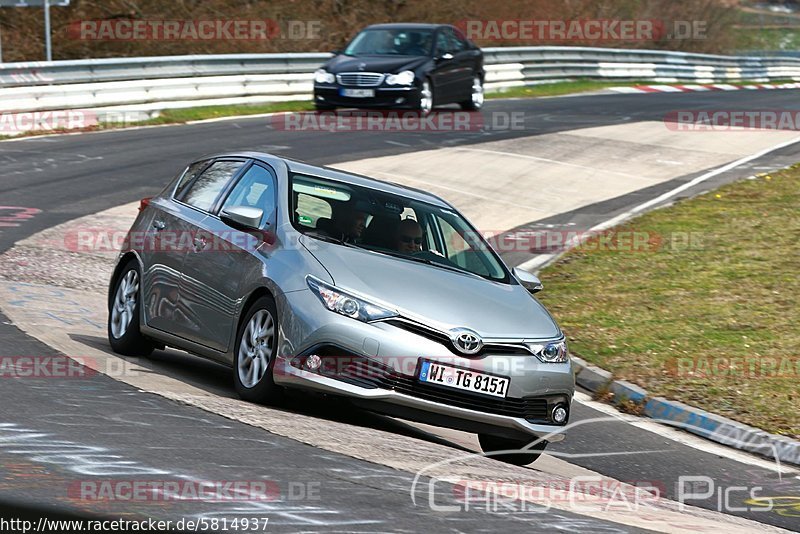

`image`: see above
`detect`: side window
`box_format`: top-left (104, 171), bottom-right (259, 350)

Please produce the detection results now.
top-left (221, 164), bottom-right (276, 226)
top-left (434, 214), bottom-right (493, 277)
top-left (435, 31), bottom-right (451, 55)
top-left (296, 193), bottom-right (332, 228)
top-left (438, 217), bottom-right (470, 266)
top-left (446, 28), bottom-right (467, 52)
top-left (182, 160), bottom-right (244, 212)
top-left (174, 160), bottom-right (208, 198)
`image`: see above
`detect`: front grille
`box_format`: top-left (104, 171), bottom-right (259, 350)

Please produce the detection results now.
top-left (336, 72), bottom-right (385, 87)
top-left (385, 320), bottom-right (532, 357)
top-left (323, 357), bottom-right (550, 422)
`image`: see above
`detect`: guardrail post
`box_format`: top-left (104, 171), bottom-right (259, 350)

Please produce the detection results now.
top-left (44, 0), bottom-right (52, 61)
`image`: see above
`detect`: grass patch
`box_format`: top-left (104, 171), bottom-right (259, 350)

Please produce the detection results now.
top-left (734, 27), bottom-right (800, 52)
top-left (537, 165), bottom-right (800, 439)
top-left (142, 100), bottom-right (316, 124)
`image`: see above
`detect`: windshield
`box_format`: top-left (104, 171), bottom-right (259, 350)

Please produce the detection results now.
top-left (343, 28), bottom-right (434, 56)
top-left (291, 173), bottom-right (509, 283)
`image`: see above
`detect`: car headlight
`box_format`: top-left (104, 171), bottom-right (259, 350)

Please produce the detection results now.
top-left (314, 69), bottom-right (335, 84)
top-left (307, 276), bottom-right (398, 323)
top-left (529, 341), bottom-right (569, 363)
top-left (385, 70), bottom-right (415, 86)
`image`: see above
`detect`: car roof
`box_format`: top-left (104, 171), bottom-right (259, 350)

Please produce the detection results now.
top-left (362, 23), bottom-right (446, 31)
top-left (204, 152), bottom-right (452, 209)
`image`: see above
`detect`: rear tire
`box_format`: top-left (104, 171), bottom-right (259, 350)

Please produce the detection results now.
top-left (233, 295), bottom-right (283, 404)
top-left (478, 434), bottom-right (547, 465)
top-left (108, 260), bottom-right (154, 357)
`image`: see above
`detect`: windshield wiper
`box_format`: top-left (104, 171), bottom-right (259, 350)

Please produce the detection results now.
top-left (305, 232), bottom-right (358, 248)
top-left (363, 247), bottom-right (486, 280)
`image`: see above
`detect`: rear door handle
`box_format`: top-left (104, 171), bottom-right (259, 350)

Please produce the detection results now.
top-left (152, 220), bottom-right (166, 231)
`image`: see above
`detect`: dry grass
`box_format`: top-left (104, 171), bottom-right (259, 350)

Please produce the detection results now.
top-left (538, 165), bottom-right (800, 438)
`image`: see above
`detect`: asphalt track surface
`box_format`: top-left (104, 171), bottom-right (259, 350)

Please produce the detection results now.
top-left (1, 90), bottom-right (800, 531)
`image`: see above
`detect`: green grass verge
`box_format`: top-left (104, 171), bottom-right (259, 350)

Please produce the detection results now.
top-left (536, 165), bottom-right (800, 439)
top-left (142, 100), bottom-right (316, 124)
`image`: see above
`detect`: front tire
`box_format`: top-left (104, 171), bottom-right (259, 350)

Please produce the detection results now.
top-left (418, 79), bottom-right (433, 115)
top-left (233, 295), bottom-right (283, 404)
top-left (460, 76), bottom-right (484, 111)
top-left (478, 434), bottom-right (547, 465)
top-left (108, 260), bottom-right (154, 356)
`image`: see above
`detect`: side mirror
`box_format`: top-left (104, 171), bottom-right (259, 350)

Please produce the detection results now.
top-left (220, 206), bottom-right (264, 231)
top-left (513, 267), bottom-right (543, 294)
top-left (331, 49), bottom-right (342, 55)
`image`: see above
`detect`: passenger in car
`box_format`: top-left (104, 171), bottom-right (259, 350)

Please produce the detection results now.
top-left (326, 204), bottom-right (368, 243)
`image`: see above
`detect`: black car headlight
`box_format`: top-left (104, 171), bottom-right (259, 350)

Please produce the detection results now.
top-left (307, 276), bottom-right (398, 323)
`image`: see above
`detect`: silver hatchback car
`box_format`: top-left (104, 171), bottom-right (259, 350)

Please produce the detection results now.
top-left (108, 152), bottom-right (574, 464)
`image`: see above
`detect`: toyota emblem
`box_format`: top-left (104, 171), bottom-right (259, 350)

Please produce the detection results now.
top-left (450, 328), bottom-right (483, 355)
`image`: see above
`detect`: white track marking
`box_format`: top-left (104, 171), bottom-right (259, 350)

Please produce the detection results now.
top-left (573, 392), bottom-right (798, 475)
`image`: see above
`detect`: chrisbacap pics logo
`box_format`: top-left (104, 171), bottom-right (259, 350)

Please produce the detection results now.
top-left (410, 416), bottom-right (793, 518)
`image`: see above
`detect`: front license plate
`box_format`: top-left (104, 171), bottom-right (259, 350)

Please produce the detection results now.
top-left (340, 88), bottom-right (375, 98)
top-left (418, 361), bottom-right (509, 398)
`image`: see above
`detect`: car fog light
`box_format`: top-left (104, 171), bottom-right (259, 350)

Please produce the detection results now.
top-left (552, 405), bottom-right (568, 424)
top-left (305, 354), bottom-right (322, 371)
top-left (553, 406), bottom-right (568, 424)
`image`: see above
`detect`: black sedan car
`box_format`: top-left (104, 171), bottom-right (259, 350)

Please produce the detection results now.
top-left (313, 23), bottom-right (484, 114)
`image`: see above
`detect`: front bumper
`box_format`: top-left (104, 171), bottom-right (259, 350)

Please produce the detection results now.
top-left (274, 289), bottom-right (575, 442)
top-left (313, 84), bottom-right (420, 109)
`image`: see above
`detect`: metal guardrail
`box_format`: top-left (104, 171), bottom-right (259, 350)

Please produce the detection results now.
top-left (1, 47), bottom-right (799, 114)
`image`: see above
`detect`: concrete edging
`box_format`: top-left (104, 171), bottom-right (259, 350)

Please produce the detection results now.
top-left (571, 356), bottom-right (800, 467)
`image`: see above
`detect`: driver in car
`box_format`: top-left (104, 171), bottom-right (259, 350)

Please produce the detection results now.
top-left (393, 218), bottom-right (424, 253)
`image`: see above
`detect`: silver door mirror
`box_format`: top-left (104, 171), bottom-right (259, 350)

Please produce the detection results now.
top-left (220, 206), bottom-right (263, 231)
top-left (513, 267), bottom-right (543, 294)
